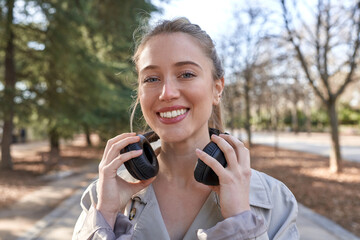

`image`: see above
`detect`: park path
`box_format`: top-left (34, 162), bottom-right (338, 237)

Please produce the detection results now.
top-left (14, 173), bottom-right (359, 240)
top-left (233, 130), bottom-right (360, 163)
top-left (1, 133), bottom-right (359, 240)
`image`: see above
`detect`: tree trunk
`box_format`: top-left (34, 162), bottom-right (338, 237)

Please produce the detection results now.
top-left (304, 97), bottom-right (312, 135)
top-left (244, 77), bottom-right (252, 147)
top-left (49, 127), bottom-right (60, 153)
top-left (327, 99), bottom-right (342, 173)
top-left (48, 127), bottom-right (60, 168)
top-left (272, 106), bottom-right (279, 158)
top-left (1, 119), bottom-right (14, 170)
top-left (84, 124), bottom-right (92, 147)
top-left (291, 105), bottom-right (299, 134)
top-left (1, 0), bottom-right (16, 170)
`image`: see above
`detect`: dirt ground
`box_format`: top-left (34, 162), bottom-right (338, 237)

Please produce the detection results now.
top-left (250, 144), bottom-right (360, 237)
top-left (0, 144), bottom-right (103, 209)
top-left (0, 143), bottom-right (359, 236)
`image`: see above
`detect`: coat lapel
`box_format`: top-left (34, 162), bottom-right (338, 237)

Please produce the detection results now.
top-left (120, 168), bottom-right (272, 240)
top-left (183, 191), bottom-right (224, 240)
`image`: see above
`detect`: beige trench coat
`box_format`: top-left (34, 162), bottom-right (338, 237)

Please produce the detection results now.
top-left (73, 169), bottom-right (299, 240)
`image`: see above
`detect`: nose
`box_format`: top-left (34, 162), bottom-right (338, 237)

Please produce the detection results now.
top-left (159, 78), bottom-right (180, 101)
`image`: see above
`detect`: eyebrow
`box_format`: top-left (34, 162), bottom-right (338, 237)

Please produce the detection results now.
top-left (140, 61), bottom-right (202, 73)
top-left (140, 65), bottom-right (158, 73)
top-left (174, 61), bottom-right (202, 70)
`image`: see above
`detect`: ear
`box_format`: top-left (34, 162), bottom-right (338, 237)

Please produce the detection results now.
top-left (213, 77), bottom-right (224, 105)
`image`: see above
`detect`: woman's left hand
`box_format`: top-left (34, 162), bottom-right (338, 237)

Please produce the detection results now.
top-left (196, 134), bottom-right (251, 219)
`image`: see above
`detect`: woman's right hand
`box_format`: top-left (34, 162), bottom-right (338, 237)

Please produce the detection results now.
top-left (96, 132), bottom-right (155, 229)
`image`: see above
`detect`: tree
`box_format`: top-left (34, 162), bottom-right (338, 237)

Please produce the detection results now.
top-left (221, 4), bottom-right (273, 147)
top-left (35, 0), bottom-right (157, 154)
top-left (222, 74), bottom-right (242, 133)
top-left (0, 0), bottom-right (157, 169)
top-left (1, 0), bottom-right (16, 170)
top-left (281, 0), bottom-right (360, 172)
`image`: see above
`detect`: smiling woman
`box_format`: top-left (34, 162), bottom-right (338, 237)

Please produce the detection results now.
top-left (72, 18), bottom-right (299, 240)
top-left (135, 32), bottom-right (223, 142)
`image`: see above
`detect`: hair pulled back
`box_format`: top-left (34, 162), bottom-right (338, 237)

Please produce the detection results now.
top-left (131, 17), bottom-right (224, 132)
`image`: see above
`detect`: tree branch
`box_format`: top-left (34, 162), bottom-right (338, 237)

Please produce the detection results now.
top-left (281, 0), bottom-right (326, 103)
top-left (335, 1), bottom-right (360, 98)
top-left (322, 0), bottom-right (332, 96)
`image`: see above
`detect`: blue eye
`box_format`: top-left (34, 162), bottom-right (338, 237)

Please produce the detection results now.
top-left (144, 77), bottom-right (160, 83)
top-left (180, 72), bottom-right (196, 79)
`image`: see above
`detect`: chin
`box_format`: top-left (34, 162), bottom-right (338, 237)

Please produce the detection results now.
top-left (155, 128), bottom-right (189, 143)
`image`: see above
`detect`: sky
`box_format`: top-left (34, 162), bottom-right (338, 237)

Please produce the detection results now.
top-left (149, 0), bottom-right (318, 42)
top-left (149, 0), bottom-right (360, 106)
top-left (150, 0), bottom-right (241, 42)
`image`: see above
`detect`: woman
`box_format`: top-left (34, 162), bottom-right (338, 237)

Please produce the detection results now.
top-left (73, 18), bottom-right (299, 240)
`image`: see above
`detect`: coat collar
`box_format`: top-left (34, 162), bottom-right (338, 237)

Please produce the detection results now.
top-left (123, 168), bottom-right (273, 210)
top-left (129, 183), bottom-right (223, 240)
top-left (116, 167), bottom-right (273, 240)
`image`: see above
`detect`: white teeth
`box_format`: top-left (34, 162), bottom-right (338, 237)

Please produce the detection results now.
top-left (160, 109), bottom-right (187, 118)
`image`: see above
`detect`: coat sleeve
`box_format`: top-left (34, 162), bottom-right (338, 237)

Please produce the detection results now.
top-left (258, 172), bottom-right (299, 240)
top-left (72, 181), bottom-right (134, 240)
top-left (197, 210), bottom-right (269, 240)
top-left (197, 170), bottom-right (299, 240)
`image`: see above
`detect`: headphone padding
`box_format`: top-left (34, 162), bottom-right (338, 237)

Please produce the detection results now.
top-left (194, 139), bottom-right (227, 186)
top-left (121, 135), bottom-right (159, 180)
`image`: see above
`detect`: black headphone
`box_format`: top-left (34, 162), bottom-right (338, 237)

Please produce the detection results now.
top-left (120, 128), bottom-right (227, 186)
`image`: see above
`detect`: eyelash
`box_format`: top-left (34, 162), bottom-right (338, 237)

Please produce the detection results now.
top-left (179, 71), bottom-right (196, 79)
top-left (143, 71), bottom-right (196, 83)
top-left (143, 76), bottom-right (160, 83)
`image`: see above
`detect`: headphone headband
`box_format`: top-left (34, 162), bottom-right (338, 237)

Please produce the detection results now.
top-left (142, 128), bottom-right (222, 144)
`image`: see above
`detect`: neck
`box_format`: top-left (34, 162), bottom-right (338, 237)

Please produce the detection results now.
top-left (157, 126), bottom-right (210, 187)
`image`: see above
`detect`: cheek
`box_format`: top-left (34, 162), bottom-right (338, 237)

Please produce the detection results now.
top-left (193, 81), bottom-right (215, 102)
top-left (139, 97), bottom-right (153, 127)
top-left (139, 88), bottom-right (157, 123)
top-left (188, 82), bottom-right (215, 113)
top-left (139, 92), bottom-right (150, 115)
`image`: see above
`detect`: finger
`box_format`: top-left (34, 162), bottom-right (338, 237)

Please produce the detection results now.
top-left (220, 134), bottom-right (247, 162)
top-left (196, 148), bottom-right (227, 178)
top-left (210, 134), bottom-right (238, 169)
top-left (103, 133), bottom-right (137, 160)
top-left (219, 134), bottom-right (248, 166)
top-left (238, 145), bottom-right (251, 170)
top-left (103, 135), bottom-right (141, 166)
top-left (104, 149), bottom-right (143, 176)
top-left (219, 134), bottom-right (245, 149)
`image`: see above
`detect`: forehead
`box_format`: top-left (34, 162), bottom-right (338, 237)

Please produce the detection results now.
top-left (137, 32), bottom-right (211, 71)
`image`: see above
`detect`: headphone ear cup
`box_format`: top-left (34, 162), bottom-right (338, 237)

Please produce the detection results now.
top-left (120, 135), bottom-right (159, 180)
top-left (194, 142), bottom-right (227, 186)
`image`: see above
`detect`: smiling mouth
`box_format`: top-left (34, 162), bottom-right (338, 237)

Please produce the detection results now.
top-left (158, 108), bottom-right (189, 119)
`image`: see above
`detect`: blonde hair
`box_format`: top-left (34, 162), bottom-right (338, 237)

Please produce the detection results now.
top-left (130, 17), bottom-right (224, 132)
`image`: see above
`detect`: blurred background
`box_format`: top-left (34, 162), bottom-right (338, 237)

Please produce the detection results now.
top-left (0, 0), bottom-right (360, 239)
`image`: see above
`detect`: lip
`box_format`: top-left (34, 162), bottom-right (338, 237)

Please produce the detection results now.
top-left (156, 105), bottom-right (190, 124)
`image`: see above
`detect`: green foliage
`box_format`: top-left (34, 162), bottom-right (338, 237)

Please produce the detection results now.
top-left (309, 108), bottom-right (328, 129)
top-left (0, 0), bottom-right (158, 144)
top-left (280, 109), bottom-right (307, 131)
top-left (339, 103), bottom-right (360, 125)
top-left (252, 113), bottom-right (272, 130)
top-left (225, 114), bottom-right (243, 130)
